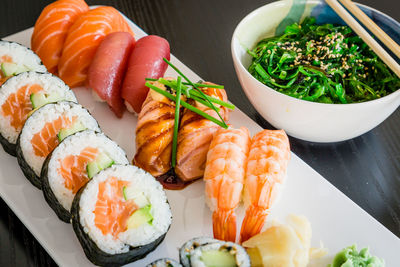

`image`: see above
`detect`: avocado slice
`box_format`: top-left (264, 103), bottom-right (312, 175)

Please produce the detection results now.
top-left (122, 186), bottom-right (150, 207)
top-left (86, 153), bottom-right (114, 178)
top-left (200, 250), bottom-right (237, 267)
top-left (57, 121), bottom-right (87, 142)
top-left (127, 205), bottom-right (153, 229)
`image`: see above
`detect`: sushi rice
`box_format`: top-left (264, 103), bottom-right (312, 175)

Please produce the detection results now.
top-left (0, 40), bottom-right (46, 74)
top-left (146, 258), bottom-right (183, 267)
top-left (42, 130), bottom-right (129, 222)
top-left (0, 71), bottom-right (76, 155)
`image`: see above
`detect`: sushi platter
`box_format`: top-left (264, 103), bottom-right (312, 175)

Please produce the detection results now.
top-left (0, 4), bottom-right (399, 267)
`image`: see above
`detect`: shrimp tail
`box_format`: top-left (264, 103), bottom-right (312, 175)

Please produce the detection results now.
top-left (212, 209), bottom-right (237, 242)
top-left (240, 205), bottom-right (269, 243)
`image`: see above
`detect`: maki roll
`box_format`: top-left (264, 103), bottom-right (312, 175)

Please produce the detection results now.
top-left (0, 40), bottom-right (47, 85)
top-left (41, 130), bottom-right (129, 223)
top-left (0, 71), bottom-right (76, 155)
top-left (179, 237), bottom-right (217, 266)
top-left (71, 164), bottom-right (172, 266)
top-left (180, 238), bottom-right (250, 267)
top-left (146, 258), bottom-right (182, 267)
top-left (16, 101), bottom-right (100, 189)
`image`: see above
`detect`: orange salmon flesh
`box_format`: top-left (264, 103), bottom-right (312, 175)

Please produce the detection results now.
top-left (1, 84), bottom-right (43, 131)
top-left (58, 147), bottom-right (99, 194)
top-left (31, 115), bottom-right (77, 157)
top-left (94, 177), bottom-right (137, 238)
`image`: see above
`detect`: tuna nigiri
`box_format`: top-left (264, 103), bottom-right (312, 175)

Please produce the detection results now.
top-left (121, 35), bottom-right (170, 113)
top-left (31, 0), bottom-right (89, 74)
top-left (58, 6), bottom-right (134, 87)
top-left (87, 32), bottom-right (135, 117)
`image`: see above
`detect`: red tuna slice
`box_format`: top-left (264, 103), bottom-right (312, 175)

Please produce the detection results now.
top-left (121, 35), bottom-right (170, 113)
top-left (87, 32), bottom-right (135, 117)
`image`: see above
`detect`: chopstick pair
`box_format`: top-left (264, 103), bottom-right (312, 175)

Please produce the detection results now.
top-left (325, 0), bottom-right (400, 78)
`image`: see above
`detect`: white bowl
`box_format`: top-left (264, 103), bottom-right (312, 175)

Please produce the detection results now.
top-left (231, 0), bottom-right (400, 142)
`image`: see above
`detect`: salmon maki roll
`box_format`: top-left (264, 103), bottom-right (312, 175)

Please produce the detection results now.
top-left (134, 80), bottom-right (177, 177)
top-left (31, 0), bottom-right (89, 74)
top-left (0, 41), bottom-right (47, 85)
top-left (0, 72), bottom-right (76, 156)
top-left (71, 164), bottom-right (172, 266)
top-left (16, 101), bottom-right (100, 189)
top-left (41, 130), bottom-right (129, 223)
top-left (175, 83), bottom-right (229, 182)
top-left (58, 6), bottom-right (134, 87)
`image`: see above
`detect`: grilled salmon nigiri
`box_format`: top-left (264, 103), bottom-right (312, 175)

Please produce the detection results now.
top-left (175, 83), bottom-right (229, 182)
top-left (134, 80), bottom-right (180, 177)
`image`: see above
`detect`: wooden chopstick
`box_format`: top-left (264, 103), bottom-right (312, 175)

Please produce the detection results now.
top-left (325, 0), bottom-right (400, 78)
top-left (339, 0), bottom-right (400, 59)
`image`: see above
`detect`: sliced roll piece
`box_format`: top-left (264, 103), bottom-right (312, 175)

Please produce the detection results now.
top-left (189, 241), bottom-right (250, 267)
top-left (0, 71), bottom-right (76, 155)
top-left (146, 258), bottom-right (182, 267)
top-left (16, 101), bottom-right (100, 189)
top-left (0, 40), bottom-right (46, 85)
top-left (41, 130), bottom-right (129, 223)
top-left (71, 164), bottom-right (172, 266)
top-left (179, 237), bottom-right (217, 267)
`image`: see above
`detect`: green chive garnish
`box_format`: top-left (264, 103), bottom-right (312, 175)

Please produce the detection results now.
top-left (171, 77), bottom-right (182, 168)
top-left (145, 82), bottom-right (227, 128)
top-left (145, 77), bottom-right (225, 89)
top-left (162, 58), bottom-right (228, 129)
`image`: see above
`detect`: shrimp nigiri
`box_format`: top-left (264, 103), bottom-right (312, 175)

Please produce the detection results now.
top-left (31, 0), bottom-right (89, 74)
top-left (240, 129), bottom-right (290, 242)
top-left (58, 6), bottom-right (134, 87)
top-left (175, 84), bottom-right (229, 182)
top-left (204, 127), bottom-right (250, 242)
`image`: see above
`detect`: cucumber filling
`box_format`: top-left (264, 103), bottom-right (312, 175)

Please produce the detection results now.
top-left (57, 121), bottom-right (87, 142)
top-left (86, 153), bottom-right (114, 178)
top-left (200, 250), bottom-right (237, 267)
top-left (127, 205), bottom-right (153, 229)
top-left (122, 186), bottom-right (150, 207)
top-left (30, 92), bottom-right (62, 109)
top-left (1, 62), bottom-right (29, 77)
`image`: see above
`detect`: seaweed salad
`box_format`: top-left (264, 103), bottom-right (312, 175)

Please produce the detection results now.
top-left (247, 17), bottom-right (400, 103)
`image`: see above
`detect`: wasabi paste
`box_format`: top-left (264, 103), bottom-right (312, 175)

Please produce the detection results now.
top-left (328, 245), bottom-right (385, 267)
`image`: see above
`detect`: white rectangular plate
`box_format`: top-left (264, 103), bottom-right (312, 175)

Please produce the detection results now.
top-left (1, 10), bottom-right (399, 267)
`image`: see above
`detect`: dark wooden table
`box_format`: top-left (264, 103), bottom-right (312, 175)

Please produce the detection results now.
top-left (0, 0), bottom-right (399, 266)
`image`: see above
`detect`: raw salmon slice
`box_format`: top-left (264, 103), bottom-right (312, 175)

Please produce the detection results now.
top-left (58, 6), bottom-right (134, 87)
top-left (31, 0), bottom-right (89, 74)
top-left (58, 146), bottom-right (98, 194)
top-left (1, 84), bottom-right (43, 131)
top-left (94, 177), bottom-right (137, 238)
top-left (31, 115), bottom-right (77, 157)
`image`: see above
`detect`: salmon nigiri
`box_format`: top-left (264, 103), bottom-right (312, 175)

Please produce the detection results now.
top-left (31, 0), bottom-right (89, 74)
top-left (240, 129), bottom-right (290, 242)
top-left (58, 6), bottom-right (134, 87)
